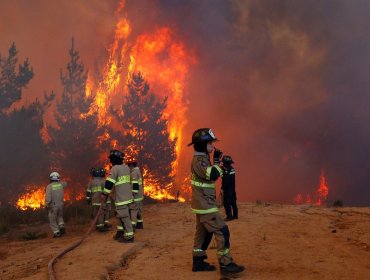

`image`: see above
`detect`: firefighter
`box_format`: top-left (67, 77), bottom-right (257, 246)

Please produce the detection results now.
top-left (45, 172), bottom-right (67, 238)
top-left (86, 167), bottom-right (107, 232)
top-left (221, 155), bottom-right (238, 221)
top-left (126, 157), bottom-right (144, 229)
top-left (188, 128), bottom-right (245, 276)
top-left (101, 149), bottom-right (134, 243)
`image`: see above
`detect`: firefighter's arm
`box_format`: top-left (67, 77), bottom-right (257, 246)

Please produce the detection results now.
top-left (131, 170), bottom-right (139, 192)
top-left (208, 148), bottom-right (223, 181)
top-left (86, 185), bottom-right (92, 205)
top-left (45, 185), bottom-right (51, 209)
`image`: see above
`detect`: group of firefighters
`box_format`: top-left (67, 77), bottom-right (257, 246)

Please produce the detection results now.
top-left (44, 127), bottom-right (244, 276)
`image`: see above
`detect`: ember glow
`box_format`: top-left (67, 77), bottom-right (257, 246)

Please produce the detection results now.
top-left (294, 171), bottom-right (329, 205)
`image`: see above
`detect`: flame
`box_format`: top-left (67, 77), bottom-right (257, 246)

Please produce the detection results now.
top-left (82, 3), bottom-right (195, 201)
top-left (16, 185), bottom-right (84, 210)
top-left (142, 168), bottom-right (185, 202)
top-left (293, 170), bottom-right (329, 205)
top-left (16, 186), bottom-right (46, 210)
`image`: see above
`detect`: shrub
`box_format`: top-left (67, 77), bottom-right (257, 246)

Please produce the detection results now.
top-left (333, 200), bottom-right (344, 207)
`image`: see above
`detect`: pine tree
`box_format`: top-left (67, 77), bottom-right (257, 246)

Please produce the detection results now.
top-left (0, 43), bottom-right (51, 205)
top-left (111, 72), bottom-right (177, 189)
top-left (0, 42), bottom-right (34, 112)
top-left (48, 38), bottom-right (103, 199)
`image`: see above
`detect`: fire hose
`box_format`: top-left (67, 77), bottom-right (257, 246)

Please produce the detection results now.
top-left (48, 204), bottom-right (103, 280)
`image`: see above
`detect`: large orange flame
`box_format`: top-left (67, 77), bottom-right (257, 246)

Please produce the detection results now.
top-left (84, 2), bottom-right (195, 201)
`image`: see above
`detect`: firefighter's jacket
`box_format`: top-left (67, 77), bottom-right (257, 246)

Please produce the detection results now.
top-left (45, 181), bottom-right (67, 207)
top-left (131, 166), bottom-right (144, 202)
top-left (86, 177), bottom-right (105, 206)
top-left (104, 164), bottom-right (133, 209)
top-left (191, 151), bottom-right (223, 214)
top-left (221, 165), bottom-right (236, 200)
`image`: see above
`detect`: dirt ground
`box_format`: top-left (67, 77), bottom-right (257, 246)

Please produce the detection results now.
top-left (1, 202), bottom-right (369, 280)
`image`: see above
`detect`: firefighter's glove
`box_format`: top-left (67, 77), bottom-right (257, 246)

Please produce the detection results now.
top-left (86, 198), bottom-right (91, 205)
top-left (213, 149), bottom-right (223, 165)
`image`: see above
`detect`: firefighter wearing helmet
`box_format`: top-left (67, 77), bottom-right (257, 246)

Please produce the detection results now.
top-left (45, 171), bottom-right (67, 238)
top-left (86, 167), bottom-right (107, 232)
top-left (188, 128), bottom-right (244, 276)
top-left (101, 149), bottom-right (134, 242)
top-left (126, 156), bottom-right (144, 229)
top-left (221, 155), bottom-right (238, 221)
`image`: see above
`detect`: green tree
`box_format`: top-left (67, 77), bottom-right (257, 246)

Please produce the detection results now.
top-left (0, 42), bottom-right (34, 112)
top-left (48, 38), bottom-right (103, 199)
top-left (0, 43), bottom-right (51, 205)
top-left (111, 72), bottom-right (177, 189)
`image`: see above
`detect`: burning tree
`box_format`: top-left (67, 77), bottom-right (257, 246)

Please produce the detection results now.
top-left (0, 43), bottom-right (52, 205)
top-left (47, 39), bottom-right (104, 199)
top-left (111, 72), bottom-right (177, 190)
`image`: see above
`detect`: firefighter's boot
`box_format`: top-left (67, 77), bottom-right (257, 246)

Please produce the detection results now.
top-left (192, 256), bottom-right (216, 272)
top-left (113, 231), bottom-right (124, 240)
top-left (118, 236), bottom-right (134, 243)
top-left (136, 222), bottom-right (143, 229)
top-left (59, 227), bottom-right (66, 235)
top-left (220, 262), bottom-right (245, 276)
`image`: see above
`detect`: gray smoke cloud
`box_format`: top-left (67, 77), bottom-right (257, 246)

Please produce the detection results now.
top-left (1, 0), bottom-right (369, 205)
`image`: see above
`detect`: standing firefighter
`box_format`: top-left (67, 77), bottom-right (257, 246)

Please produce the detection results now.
top-left (86, 167), bottom-right (107, 232)
top-left (221, 155), bottom-right (238, 221)
top-left (101, 149), bottom-right (134, 243)
top-left (126, 157), bottom-right (144, 229)
top-left (45, 172), bottom-right (67, 238)
top-left (188, 128), bottom-right (244, 276)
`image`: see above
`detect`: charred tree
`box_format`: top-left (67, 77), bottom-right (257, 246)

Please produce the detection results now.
top-left (0, 43), bottom-right (51, 205)
top-left (48, 38), bottom-right (103, 199)
top-left (111, 72), bottom-right (177, 189)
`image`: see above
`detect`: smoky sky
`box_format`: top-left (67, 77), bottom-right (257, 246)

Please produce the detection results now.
top-left (1, 0), bottom-right (369, 205)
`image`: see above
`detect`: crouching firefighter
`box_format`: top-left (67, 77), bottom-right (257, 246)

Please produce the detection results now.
top-left (86, 167), bottom-right (107, 232)
top-left (45, 172), bottom-right (67, 238)
top-left (126, 157), bottom-right (144, 230)
top-left (188, 128), bottom-right (245, 276)
top-left (101, 149), bottom-right (134, 243)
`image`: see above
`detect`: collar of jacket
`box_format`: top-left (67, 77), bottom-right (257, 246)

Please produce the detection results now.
top-left (194, 151), bottom-right (207, 156)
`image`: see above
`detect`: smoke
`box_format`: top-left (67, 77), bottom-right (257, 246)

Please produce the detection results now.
top-left (1, 0), bottom-right (369, 205)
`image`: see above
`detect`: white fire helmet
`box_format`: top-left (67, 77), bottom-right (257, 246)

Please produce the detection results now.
top-left (49, 172), bottom-right (60, 181)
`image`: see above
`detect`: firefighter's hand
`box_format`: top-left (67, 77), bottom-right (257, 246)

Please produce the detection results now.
top-left (86, 198), bottom-right (91, 205)
top-left (213, 148), bottom-right (223, 164)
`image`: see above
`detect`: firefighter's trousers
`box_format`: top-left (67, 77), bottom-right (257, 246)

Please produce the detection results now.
top-left (137, 201), bottom-right (143, 224)
top-left (92, 204), bottom-right (105, 229)
top-left (129, 202), bottom-right (138, 226)
top-left (116, 205), bottom-right (134, 239)
top-left (193, 212), bottom-right (232, 265)
top-left (48, 204), bottom-right (64, 234)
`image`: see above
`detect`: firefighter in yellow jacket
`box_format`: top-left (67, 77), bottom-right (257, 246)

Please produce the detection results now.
top-left (126, 157), bottom-right (144, 229)
top-left (101, 149), bottom-right (134, 242)
top-left (86, 167), bottom-right (107, 232)
top-left (45, 172), bottom-right (67, 238)
top-left (188, 128), bottom-right (244, 276)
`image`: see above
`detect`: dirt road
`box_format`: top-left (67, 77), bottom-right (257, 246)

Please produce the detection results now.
top-left (1, 202), bottom-right (369, 279)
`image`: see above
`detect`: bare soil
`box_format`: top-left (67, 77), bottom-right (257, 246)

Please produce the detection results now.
top-left (1, 202), bottom-right (369, 280)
